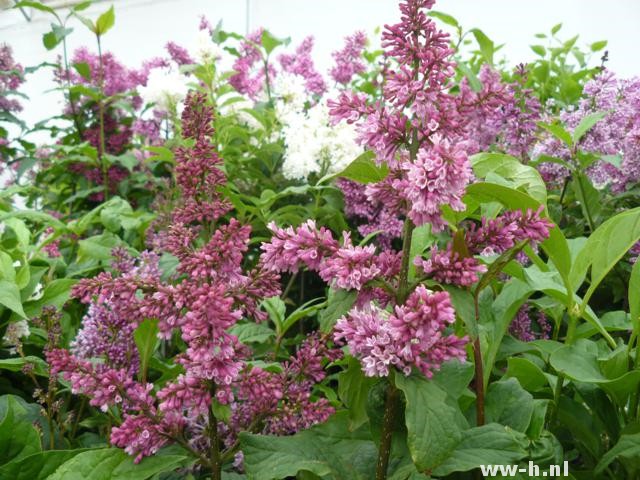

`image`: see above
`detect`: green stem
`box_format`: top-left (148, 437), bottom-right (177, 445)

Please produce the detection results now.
top-left (548, 372), bottom-right (565, 427)
top-left (630, 336), bottom-right (640, 419)
top-left (565, 314), bottom-right (579, 344)
top-left (61, 22), bottom-right (84, 138)
top-left (69, 397), bottom-right (86, 440)
top-left (96, 34), bottom-right (109, 200)
top-left (575, 173), bottom-right (595, 232)
top-left (263, 57), bottom-right (272, 104)
top-left (472, 293), bottom-right (485, 426)
top-left (397, 218), bottom-right (416, 304)
top-left (208, 384), bottom-right (222, 480)
top-left (375, 379), bottom-right (399, 480)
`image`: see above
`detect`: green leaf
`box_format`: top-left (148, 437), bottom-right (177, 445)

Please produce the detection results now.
top-left (395, 374), bottom-right (467, 471)
top-left (0, 396), bottom-right (41, 466)
top-left (550, 340), bottom-right (640, 405)
top-left (262, 296), bottom-right (286, 334)
top-left (427, 10), bottom-right (459, 28)
top-left (483, 378), bottom-right (534, 432)
top-left (457, 62), bottom-right (482, 92)
top-left (557, 396), bottom-right (602, 459)
top-left (551, 23), bottom-right (562, 35)
top-left (73, 62), bottom-right (92, 81)
top-left (470, 28), bottom-right (494, 64)
top-left (280, 298), bottom-right (325, 336)
top-left (431, 360), bottom-right (474, 400)
top-left (337, 357), bottom-right (376, 430)
top-left (573, 111), bottom-right (607, 143)
top-left (0, 450), bottom-right (89, 480)
top-left (538, 122), bottom-right (573, 147)
top-left (572, 172), bottom-right (601, 227)
top-left (630, 260), bottom-right (640, 331)
top-left (72, 1), bottom-right (92, 11)
top-left (4, 218), bottom-right (31, 250)
top-left (14, 1), bottom-right (55, 14)
top-left (596, 433), bottom-right (640, 475)
top-left (531, 45), bottom-right (546, 56)
top-left (229, 322), bottom-right (276, 344)
top-left (570, 207), bottom-right (640, 306)
top-left (318, 289), bottom-right (357, 332)
top-left (337, 151), bottom-right (389, 184)
top-left (46, 448), bottom-right (190, 480)
top-left (42, 31), bottom-right (59, 50)
top-left (590, 40), bottom-right (608, 52)
top-left (95, 6), bottom-right (115, 36)
top-left (261, 30), bottom-right (288, 55)
top-left (22, 278), bottom-right (76, 319)
top-left (0, 210), bottom-right (66, 231)
top-left (74, 14), bottom-right (96, 34)
top-left (99, 197), bottom-right (133, 232)
top-left (76, 232), bottom-right (122, 263)
top-left (240, 412), bottom-right (376, 480)
top-left (0, 252), bottom-right (16, 283)
top-left (134, 319), bottom-right (159, 383)
top-left (471, 152), bottom-right (547, 204)
top-left (0, 280), bottom-right (26, 318)
top-left (0, 357), bottom-right (48, 377)
top-left (408, 223), bottom-right (434, 280)
top-left (431, 424), bottom-right (528, 476)
top-left (505, 357), bottom-right (549, 391)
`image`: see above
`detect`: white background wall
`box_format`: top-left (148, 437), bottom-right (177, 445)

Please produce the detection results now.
top-left (1, 0), bottom-right (639, 133)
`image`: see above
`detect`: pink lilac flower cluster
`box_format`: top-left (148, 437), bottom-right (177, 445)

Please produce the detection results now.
top-left (328, 0), bottom-right (458, 160)
top-left (397, 134), bottom-right (472, 229)
top-left (334, 285), bottom-right (466, 377)
top-left (328, 0), bottom-right (476, 232)
top-left (53, 48), bottom-right (167, 195)
top-left (70, 249), bottom-right (160, 373)
top-left (509, 303), bottom-right (552, 341)
top-left (0, 43), bottom-right (24, 113)
top-left (260, 219), bottom-right (468, 378)
top-left (261, 220), bottom-right (401, 305)
top-left (230, 29), bottom-right (326, 100)
top-left (41, 226), bottom-right (62, 258)
top-left (459, 64), bottom-right (541, 160)
top-left (465, 206), bottom-right (553, 256)
top-left (330, 31), bottom-right (368, 85)
top-left (329, 6), bottom-right (545, 241)
top-left (49, 93), bottom-right (336, 463)
top-left (229, 29), bottom-right (269, 100)
top-left (534, 70), bottom-right (640, 191)
top-left (229, 334), bottom-right (340, 439)
top-left (414, 244), bottom-right (486, 288)
top-left (278, 37), bottom-right (326, 95)
top-left (166, 41), bottom-right (194, 66)
top-left (337, 178), bottom-right (404, 249)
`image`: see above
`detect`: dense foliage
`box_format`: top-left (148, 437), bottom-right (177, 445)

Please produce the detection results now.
top-left (1, 0), bottom-right (640, 479)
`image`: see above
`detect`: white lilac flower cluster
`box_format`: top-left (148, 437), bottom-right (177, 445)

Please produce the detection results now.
top-left (273, 73), bottom-right (361, 181)
top-left (3, 320), bottom-right (30, 354)
top-left (139, 69), bottom-right (190, 114)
